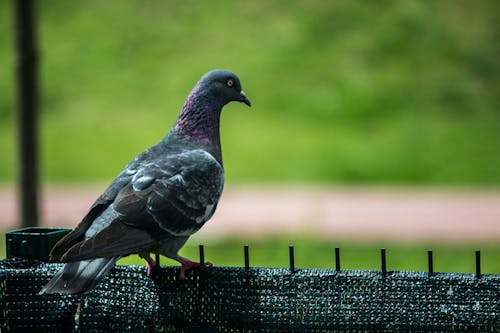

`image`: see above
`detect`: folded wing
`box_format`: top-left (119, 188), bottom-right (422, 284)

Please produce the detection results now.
top-left (52, 148), bottom-right (224, 262)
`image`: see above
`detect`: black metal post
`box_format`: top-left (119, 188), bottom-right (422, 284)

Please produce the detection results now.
top-left (289, 245), bottom-right (295, 273)
top-left (381, 248), bottom-right (387, 277)
top-left (244, 244), bottom-right (250, 270)
top-left (199, 245), bottom-right (205, 266)
top-left (428, 250), bottom-right (434, 277)
top-left (13, 0), bottom-right (39, 228)
top-left (475, 250), bottom-right (481, 279)
top-left (335, 247), bottom-right (341, 272)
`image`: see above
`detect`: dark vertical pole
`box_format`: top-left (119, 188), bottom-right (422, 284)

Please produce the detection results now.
top-left (475, 250), bottom-right (481, 279)
top-left (244, 244), bottom-right (250, 270)
top-left (335, 247), bottom-right (341, 272)
top-left (427, 250), bottom-right (433, 277)
top-left (199, 245), bottom-right (205, 266)
top-left (13, 0), bottom-right (39, 228)
top-left (289, 245), bottom-right (295, 274)
top-left (381, 248), bottom-right (387, 277)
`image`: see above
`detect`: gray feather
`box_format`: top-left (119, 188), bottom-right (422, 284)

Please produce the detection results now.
top-left (39, 256), bottom-right (120, 294)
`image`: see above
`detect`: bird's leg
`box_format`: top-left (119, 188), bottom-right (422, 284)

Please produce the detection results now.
top-left (140, 254), bottom-right (157, 277)
top-left (175, 255), bottom-right (212, 280)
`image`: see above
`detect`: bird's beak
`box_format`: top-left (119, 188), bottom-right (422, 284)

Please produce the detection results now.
top-left (239, 91), bottom-right (251, 107)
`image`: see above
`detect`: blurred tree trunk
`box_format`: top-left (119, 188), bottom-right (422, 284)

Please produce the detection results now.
top-left (13, 0), bottom-right (39, 228)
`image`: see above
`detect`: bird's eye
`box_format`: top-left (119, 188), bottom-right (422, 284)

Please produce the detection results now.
top-left (226, 79), bottom-right (234, 87)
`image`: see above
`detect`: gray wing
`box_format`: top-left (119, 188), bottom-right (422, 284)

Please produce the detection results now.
top-left (49, 164), bottom-right (137, 260)
top-left (57, 148), bottom-right (224, 262)
top-left (117, 149), bottom-right (224, 235)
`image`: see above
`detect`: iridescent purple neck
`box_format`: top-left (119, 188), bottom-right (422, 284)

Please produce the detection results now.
top-left (173, 84), bottom-right (223, 152)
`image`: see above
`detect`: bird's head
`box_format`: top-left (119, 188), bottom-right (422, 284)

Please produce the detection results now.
top-left (198, 69), bottom-right (251, 107)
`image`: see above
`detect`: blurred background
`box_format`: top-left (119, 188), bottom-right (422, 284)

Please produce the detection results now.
top-left (1, 1), bottom-right (499, 272)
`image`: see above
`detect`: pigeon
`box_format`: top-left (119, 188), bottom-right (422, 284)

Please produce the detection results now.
top-left (39, 69), bottom-right (251, 294)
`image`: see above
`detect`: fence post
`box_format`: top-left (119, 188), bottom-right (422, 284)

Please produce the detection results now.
top-left (335, 247), bottom-right (341, 272)
top-left (244, 244), bottom-right (250, 270)
top-left (199, 244), bottom-right (205, 266)
top-left (475, 250), bottom-right (481, 279)
top-left (428, 250), bottom-right (434, 277)
top-left (289, 245), bottom-right (295, 274)
top-left (13, 0), bottom-right (40, 228)
top-left (381, 248), bottom-right (387, 277)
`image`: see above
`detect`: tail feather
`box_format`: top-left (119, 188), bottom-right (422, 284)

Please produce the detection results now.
top-left (39, 257), bottom-right (120, 294)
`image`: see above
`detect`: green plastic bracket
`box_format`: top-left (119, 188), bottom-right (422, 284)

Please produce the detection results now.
top-left (6, 227), bottom-right (71, 262)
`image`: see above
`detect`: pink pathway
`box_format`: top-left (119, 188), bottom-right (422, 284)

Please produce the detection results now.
top-left (1, 185), bottom-right (499, 242)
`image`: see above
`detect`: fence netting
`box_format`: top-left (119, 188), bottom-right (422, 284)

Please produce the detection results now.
top-left (1, 258), bottom-right (499, 332)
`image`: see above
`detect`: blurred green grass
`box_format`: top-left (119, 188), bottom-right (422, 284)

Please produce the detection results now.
top-left (2, 233), bottom-right (498, 274)
top-left (1, 1), bottom-right (499, 185)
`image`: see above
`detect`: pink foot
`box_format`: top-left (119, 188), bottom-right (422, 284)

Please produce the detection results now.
top-left (176, 256), bottom-right (212, 280)
top-left (141, 254), bottom-right (157, 277)
top-left (146, 259), bottom-right (157, 277)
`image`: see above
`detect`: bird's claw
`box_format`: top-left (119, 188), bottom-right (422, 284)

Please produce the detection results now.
top-left (141, 254), bottom-right (162, 277)
top-left (146, 259), bottom-right (157, 277)
top-left (178, 260), bottom-right (213, 280)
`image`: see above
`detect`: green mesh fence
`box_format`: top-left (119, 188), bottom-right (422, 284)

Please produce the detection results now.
top-left (1, 258), bottom-right (499, 332)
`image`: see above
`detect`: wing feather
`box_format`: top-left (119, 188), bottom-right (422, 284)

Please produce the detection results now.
top-left (53, 147), bottom-right (223, 262)
top-left (60, 219), bottom-right (163, 262)
top-left (50, 172), bottom-right (134, 260)
top-left (115, 149), bottom-right (224, 236)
